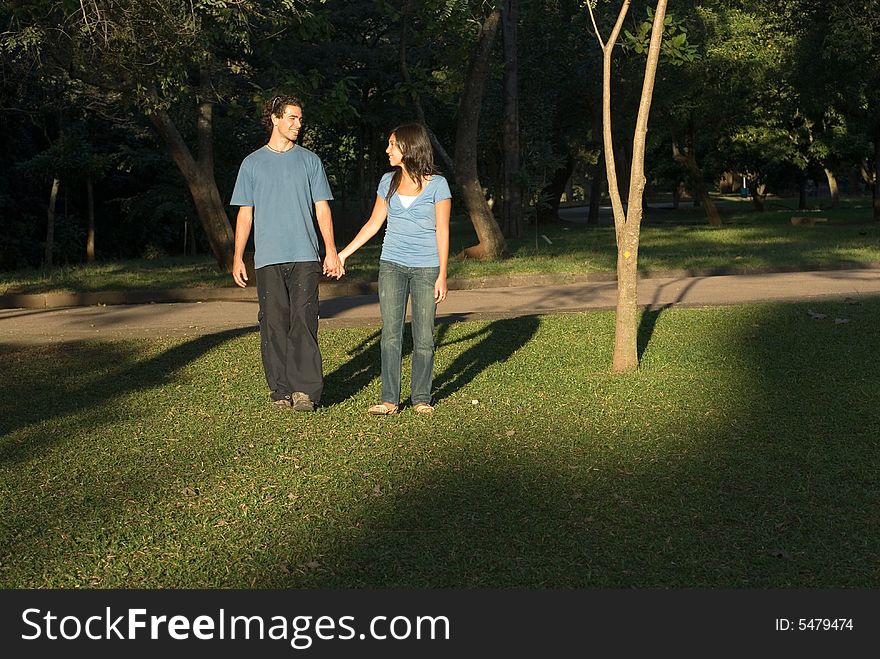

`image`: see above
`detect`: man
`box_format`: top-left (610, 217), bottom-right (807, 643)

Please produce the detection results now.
top-left (230, 95), bottom-right (342, 411)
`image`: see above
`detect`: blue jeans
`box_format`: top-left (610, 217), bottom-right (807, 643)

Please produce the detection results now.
top-left (378, 260), bottom-right (440, 405)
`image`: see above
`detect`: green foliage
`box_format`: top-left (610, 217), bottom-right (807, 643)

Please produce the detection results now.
top-left (3, 0), bottom-right (880, 264)
top-left (623, 6), bottom-right (699, 65)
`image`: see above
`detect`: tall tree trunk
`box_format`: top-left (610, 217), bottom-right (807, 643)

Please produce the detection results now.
top-left (44, 177), bottom-right (59, 268)
top-left (671, 124), bottom-right (721, 226)
top-left (455, 7), bottom-right (506, 260)
top-left (798, 174), bottom-right (807, 210)
top-left (501, 0), bottom-right (522, 238)
top-left (399, 0), bottom-right (455, 173)
top-left (146, 79), bottom-right (234, 271)
top-left (748, 177), bottom-right (766, 211)
top-left (588, 165), bottom-right (603, 225)
top-left (823, 167), bottom-right (840, 209)
top-left (536, 157), bottom-right (574, 223)
top-left (587, 99), bottom-right (604, 225)
top-left (86, 176), bottom-right (95, 263)
top-left (358, 114), bottom-right (369, 217)
top-left (874, 130), bottom-right (880, 221)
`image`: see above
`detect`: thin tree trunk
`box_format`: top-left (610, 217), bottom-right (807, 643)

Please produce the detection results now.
top-left (587, 99), bottom-right (604, 225)
top-left (824, 167), bottom-right (840, 209)
top-left (613, 1), bottom-right (668, 373)
top-left (455, 7), bottom-right (506, 260)
top-left (748, 178), bottom-right (766, 211)
top-left (45, 177), bottom-right (60, 268)
top-left (672, 129), bottom-right (720, 226)
top-left (798, 174), bottom-right (807, 210)
top-left (588, 168), bottom-right (603, 225)
top-left (588, 0), bottom-right (668, 372)
top-left (593, 3), bottom-right (629, 237)
top-left (86, 176), bottom-right (95, 262)
top-left (358, 115), bottom-right (369, 217)
top-left (537, 158), bottom-right (574, 223)
top-left (874, 131), bottom-right (880, 221)
top-left (501, 0), bottom-right (522, 238)
top-left (672, 182), bottom-right (680, 209)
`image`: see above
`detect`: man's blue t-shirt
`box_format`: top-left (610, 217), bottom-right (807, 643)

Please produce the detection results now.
top-left (377, 172), bottom-right (452, 268)
top-left (230, 145), bottom-right (333, 269)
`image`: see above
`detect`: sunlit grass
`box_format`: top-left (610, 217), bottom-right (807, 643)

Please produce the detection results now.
top-left (2, 299), bottom-right (878, 588)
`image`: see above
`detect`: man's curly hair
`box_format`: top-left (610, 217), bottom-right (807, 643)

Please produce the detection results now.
top-left (262, 95), bottom-right (305, 133)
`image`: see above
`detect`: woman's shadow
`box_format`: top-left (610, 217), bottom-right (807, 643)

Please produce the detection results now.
top-left (322, 315), bottom-right (540, 404)
top-left (432, 316), bottom-right (540, 400)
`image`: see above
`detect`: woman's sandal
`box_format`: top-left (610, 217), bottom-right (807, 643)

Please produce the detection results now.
top-left (412, 402), bottom-right (435, 414)
top-left (368, 402), bottom-right (399, 415)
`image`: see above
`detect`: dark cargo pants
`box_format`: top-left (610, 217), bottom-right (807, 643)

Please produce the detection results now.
top-left (256, 261), bottom-right (323, 404)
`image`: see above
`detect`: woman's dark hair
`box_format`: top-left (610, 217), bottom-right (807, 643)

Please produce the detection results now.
top-left (387, 123), bottom-right (437, 201)
top-left (261, 95), bottom-right (304, 133)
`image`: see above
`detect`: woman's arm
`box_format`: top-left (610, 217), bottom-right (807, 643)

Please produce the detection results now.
top-left (338, 195), bottom-right (389, 267)
top-left (434, 198), bottom-right (451, 303)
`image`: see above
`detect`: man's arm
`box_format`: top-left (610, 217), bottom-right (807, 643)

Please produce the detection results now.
top-left (232, 206), bottom-right (253, 288)
top-left (315, 200), bottom-right (342, 278)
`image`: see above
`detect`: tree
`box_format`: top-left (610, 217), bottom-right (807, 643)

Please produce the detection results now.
top-left (2, 1), bottom-right (321, 270)
top-left (398, 0), bottom-right (455, 173)
top-left (455, 4), bottom-right (507, 260)
top-left (500, 0), bottom-right (523, 238)
top-left (588, 0), bottom-right (668, 372)
top-left (636, 6), bottom-right (720, 224)
top-left (824, 1), bottom-right (880, 220)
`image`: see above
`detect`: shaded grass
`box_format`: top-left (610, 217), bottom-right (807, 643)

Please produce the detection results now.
top-left (2, 298), bottom-right (878, 588)
top-left (0, 257), bottom-right (228, 295)
top-left (3, 197), bottom-right (879, 294)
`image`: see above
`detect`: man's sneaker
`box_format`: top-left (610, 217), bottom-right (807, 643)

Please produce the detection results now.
top-left (270, 394), bottom-right (292, 409)
top-left (290, 391), bottom-right (316, 412)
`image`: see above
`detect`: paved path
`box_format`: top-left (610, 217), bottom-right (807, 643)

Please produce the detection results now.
top-left (1, 269), bottom-right (879, 344)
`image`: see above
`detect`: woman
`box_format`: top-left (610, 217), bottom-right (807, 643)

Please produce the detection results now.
top-left (338, 123), bottom-right (451, 414)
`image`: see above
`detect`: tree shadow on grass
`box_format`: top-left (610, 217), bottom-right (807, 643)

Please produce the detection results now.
top-left (637, 277), bottom-right (702, 362)
top-left (432, 316), bottom-right (540, 402)
top-left (0, 327), bottom-right (256, 463)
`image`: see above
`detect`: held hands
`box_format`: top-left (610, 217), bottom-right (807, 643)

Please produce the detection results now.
top-left (323, 252), bottom-right (345, 280)
top-left (434, 275), bottom-right (448, 304)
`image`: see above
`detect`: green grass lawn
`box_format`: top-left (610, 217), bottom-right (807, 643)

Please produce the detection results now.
top-left (2, 298), bottom-right (878, 588)
top-left (3, 196), bottom-right (879, 294)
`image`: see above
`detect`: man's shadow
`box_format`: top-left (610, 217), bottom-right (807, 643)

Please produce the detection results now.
top-left (322, 316), bottom-right (541, 405)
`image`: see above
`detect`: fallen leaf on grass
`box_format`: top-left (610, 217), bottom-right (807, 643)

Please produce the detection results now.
top-left (806, 309), bottom-right (826, 320)
top-left (834, 318), bottom-right (850, 324)
top-left (505, 430), bottom-right (516, 437)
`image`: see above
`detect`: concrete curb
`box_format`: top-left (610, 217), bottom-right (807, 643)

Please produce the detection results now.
top-left (3, 262), bottom-right (880, 310)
